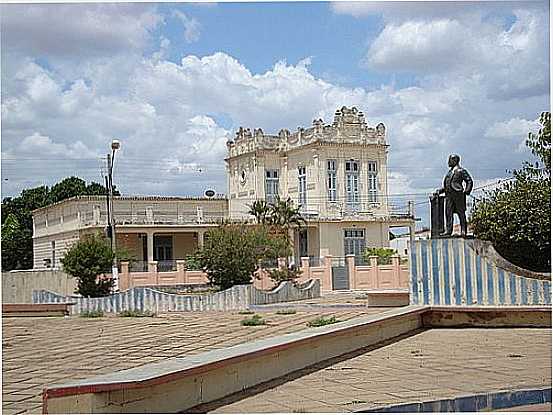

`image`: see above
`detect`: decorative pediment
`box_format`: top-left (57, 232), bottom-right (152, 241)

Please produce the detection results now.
top-left (229, 106), bottom-right (385, 157)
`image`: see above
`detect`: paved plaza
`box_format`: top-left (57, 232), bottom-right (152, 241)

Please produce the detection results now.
top-left (2, 305), bottom-right (378, 414)
top-left (194, 328), bottom-right (552, 413)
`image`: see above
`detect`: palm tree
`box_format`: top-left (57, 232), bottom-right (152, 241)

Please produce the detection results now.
top-left (269, 196), bottom-right (306, 229)
top-left (247, 200), bottom-right (271, 224)
top-left (268, 196), bottom-right (306, 268)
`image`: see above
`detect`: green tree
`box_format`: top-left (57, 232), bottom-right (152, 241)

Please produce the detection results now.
top-left (61, 233), bottom-right (115, 297)
top-left (247, 200), bottom-right (271, 224)
top-left (268, 196), bottom-right (307, 229)
top-left (268, 196), bottom-right (306, 271)
top-left (1, 178), bottom-right (114, 271)
top-left (363, 247), bottom-right (398, 265)
top-left (49, 177), bottom-right (87, 203)
top-left (198, 224), bottom-right (289, 290)
top-left (470, 112), bottom-right (551, 272)
top-left (1, 214), bottom-right (32, 271)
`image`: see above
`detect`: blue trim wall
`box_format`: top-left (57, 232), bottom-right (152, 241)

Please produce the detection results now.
top-left (409, 238), bottom-right (551, 306)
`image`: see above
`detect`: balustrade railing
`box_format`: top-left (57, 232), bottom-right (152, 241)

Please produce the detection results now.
top-left (129, 260), bottom-right (148, 272)
top-left (158, 260), bottom-right (177, 272)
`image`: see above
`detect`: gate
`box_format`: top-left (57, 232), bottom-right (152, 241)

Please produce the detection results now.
top-left (331, 257), bottom-right (349, 290)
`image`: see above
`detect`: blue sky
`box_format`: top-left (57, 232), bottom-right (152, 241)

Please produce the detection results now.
top-left (1, 1), bottom-right (550, 227)
top-left (156, 2), bottom-right (392, 89)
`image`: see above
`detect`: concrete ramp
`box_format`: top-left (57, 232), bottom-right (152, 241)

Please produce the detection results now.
top-left (410, 238), bottom-right (551, 306)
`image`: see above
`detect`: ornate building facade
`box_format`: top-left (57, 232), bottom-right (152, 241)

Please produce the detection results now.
top-left (226, 106), bottom-right (415, 259)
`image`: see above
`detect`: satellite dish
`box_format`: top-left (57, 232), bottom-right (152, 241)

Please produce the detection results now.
top-left (205, 189), bottom-right (216, 198)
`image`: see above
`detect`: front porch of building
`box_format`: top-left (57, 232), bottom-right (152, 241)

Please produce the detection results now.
top-left (115, 227), bottom-right (210, 273)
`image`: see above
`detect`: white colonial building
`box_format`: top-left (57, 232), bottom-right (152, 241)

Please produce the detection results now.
top-left (31, 106), bottom-right (416, 270)
top-left (226, 106), bottom-right (415, 260)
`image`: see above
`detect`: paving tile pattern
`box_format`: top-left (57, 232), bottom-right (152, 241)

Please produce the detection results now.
top-left (196, 328), bottom-right (552, 413)
top-left (2, 307), bottom-right (379, 414)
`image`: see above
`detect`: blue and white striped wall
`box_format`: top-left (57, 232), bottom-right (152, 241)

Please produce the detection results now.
top-left (32, 279), bottom-right (321, 314)
top-left (410, 238), bottom-right (551, 306)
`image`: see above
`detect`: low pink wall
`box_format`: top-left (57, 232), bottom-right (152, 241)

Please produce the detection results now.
top-left (119, 255), bottom-right (409, 292)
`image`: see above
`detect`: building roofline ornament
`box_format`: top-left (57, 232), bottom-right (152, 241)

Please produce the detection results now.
top-left (227, 106), bottom-right (386, 158)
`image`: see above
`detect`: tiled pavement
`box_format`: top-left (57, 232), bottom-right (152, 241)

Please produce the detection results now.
top-left (194, 328), bottom-right (552, 413)
top-left (2, 305), bottom-right (382, 414)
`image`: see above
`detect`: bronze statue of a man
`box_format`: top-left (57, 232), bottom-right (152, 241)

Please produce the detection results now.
top-left (435, 154), bottom-right (473, 236)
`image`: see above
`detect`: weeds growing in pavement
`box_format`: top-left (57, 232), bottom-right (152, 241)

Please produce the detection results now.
top-left (240, 314), bottom-right (266, 326)
top-left (306, 316), bottom-right (340, 327)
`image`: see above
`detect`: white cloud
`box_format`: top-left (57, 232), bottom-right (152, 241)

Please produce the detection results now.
top-left (173, 10), bottom-right (201, 43)
top-left (1, 2), bottom-right (548, 223)
top-left (0, 4), bottom-right (163, 58)
top-left (361, 3), bottom-right (549, 102)
top-left (485, 117), bottom-right (540, 139)
top-left (18, 133), bottom-right (98, 159)
top-left (368, 19), bottom-right (473, 73)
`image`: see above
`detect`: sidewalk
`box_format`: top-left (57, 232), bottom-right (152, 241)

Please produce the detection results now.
top-left (193, 328), bottom-right (551, 413)
top-left (2, 306), bottom-right (387, 414)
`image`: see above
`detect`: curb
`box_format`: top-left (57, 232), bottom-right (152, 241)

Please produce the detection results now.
top-left (250, 303), bottom-right (368, 310)
top-left (355, 387), bottom-right (552, 412)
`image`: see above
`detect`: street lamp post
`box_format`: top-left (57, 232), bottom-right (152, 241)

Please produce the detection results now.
top-left (107, 139), bottom-right (121, 291)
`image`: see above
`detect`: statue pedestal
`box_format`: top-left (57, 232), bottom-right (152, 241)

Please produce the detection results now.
top-left (430, 194), bottom-right (445, 238)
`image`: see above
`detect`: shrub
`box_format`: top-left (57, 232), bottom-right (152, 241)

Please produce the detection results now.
top-left (267, 266), bottom-right (303, 286)
top-left (61, 233), bottom-right (114, 297)
top-left (275, 309), bottom-right (297, 315)
top-left (362, 247), bottom-right (397, 265)
top-left (240, 314), bottom-right (266, 326)
top-left (470, 112), bottom-right (550, 272)
top-left (80, 310), bottom-right (104, 318)
top-left (184, 253), bottom-right (202, 271)
top-left (238, 310), bottom-right (255, 315)
top-left (198, 224), bottom-right (289, 291)
top-left (118, 309), bottom-right (155, 317)
top-left (307, 316), bottom-right (340, 327)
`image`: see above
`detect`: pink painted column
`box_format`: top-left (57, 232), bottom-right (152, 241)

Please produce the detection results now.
top-left (369, 255), bottom-right (379, 289)
top-left (300, 257), bottom-right (310, 281)
top-left (322, 255), bottom-right (333, 291)
top-left (148, 261), bottom-right (158, 285)
top-left (120, 261), bottom-right (130, 291)
top-left (176, 260), bottom-right (186, 285)
top-left (346, 254), bottom-right (356, 290)
top-left (391, 254), bottom-right (402, 288)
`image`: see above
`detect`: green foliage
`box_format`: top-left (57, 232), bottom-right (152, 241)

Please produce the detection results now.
top-left (267, 196), bottom-right (307, 229)
top-left (248, 197), bottom-right (306, 230)
top-left (470, 175), bottom-right (550, 271)
top-left (275, 309), bottom-right (297, 315)
top-left (307, 316), bottom-right (340, 327)
top-left (247, 200), bottom-right (271, 224)
top-left (80, 310), bottom-right (104, 318)
top-left (198, 224), bottom-right (290, 291)
top-left (49, 177), bottom-right (88, 203)
top-left (184, 253), bottom-right (202, 270)
top-left (363, 247), bottom-right (397, 265)
top-left (238, 310), bottom-right (255, 315)
top-left (470, 112), bottom-right (551, 272)
top-left (267, 266), bottom-right (303, 286)
top-left (524, 111), bottom-right (551, 178)
top-left (118, 309), bottom-right (155, 317)
top-left (61, 233), bottom-right (115, 297)
top-left (1, 214), bottom-right (32, 271)
top-left (240, 314), bottom-right (266, 326)
top-left (1, 177), bottom-right (113, 271)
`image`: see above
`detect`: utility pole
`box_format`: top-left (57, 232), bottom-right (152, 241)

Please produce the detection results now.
top-left (107, 140), bottom-right (121, 291)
